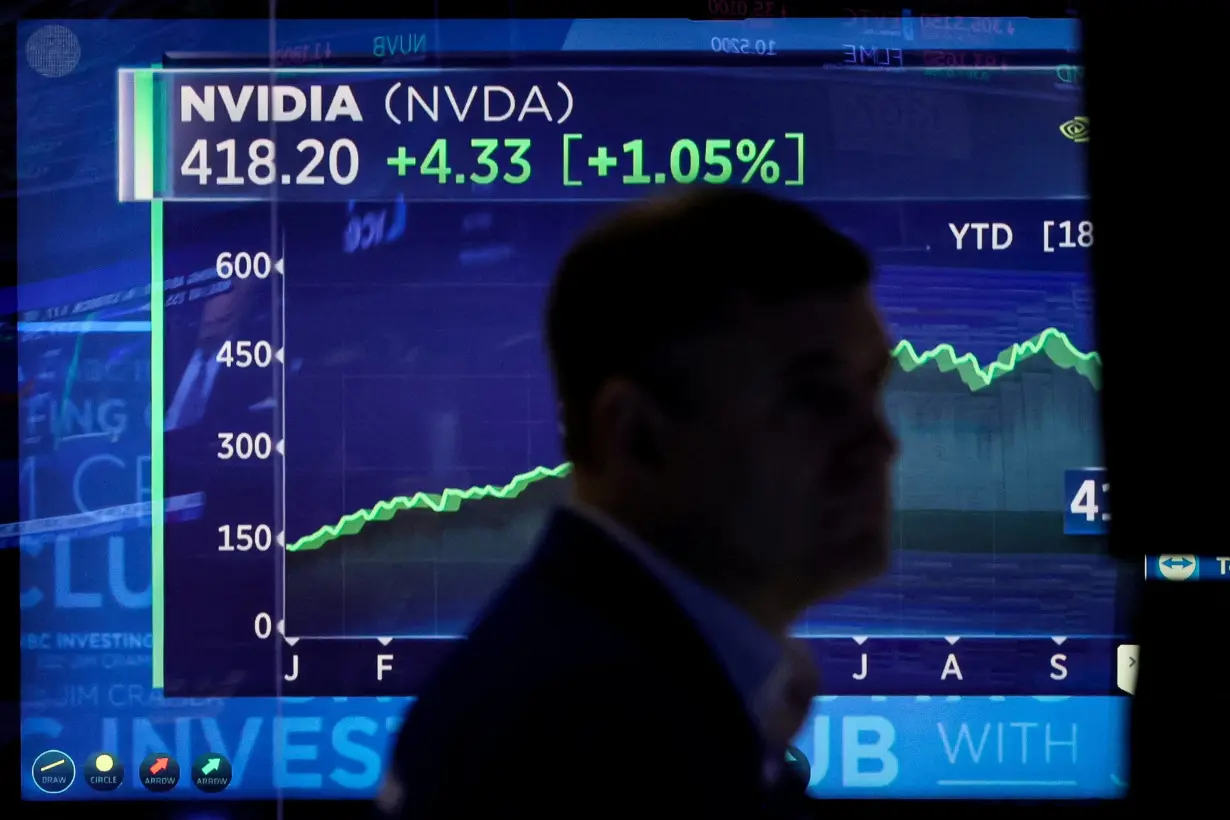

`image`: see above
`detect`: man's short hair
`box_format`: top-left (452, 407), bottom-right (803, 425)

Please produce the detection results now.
top-left (544, 189), bottom-right (873, 464)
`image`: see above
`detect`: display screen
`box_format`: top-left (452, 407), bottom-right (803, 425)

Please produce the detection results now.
top-left (19, 16), bottom-right (1141, 802)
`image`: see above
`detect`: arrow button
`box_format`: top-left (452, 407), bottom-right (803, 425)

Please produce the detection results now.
top-left (1157, 554), bottom-right (1198, 581)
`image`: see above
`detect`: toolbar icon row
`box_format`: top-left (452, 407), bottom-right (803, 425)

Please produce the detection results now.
top-left (30, 751), bottom-right (232, 794)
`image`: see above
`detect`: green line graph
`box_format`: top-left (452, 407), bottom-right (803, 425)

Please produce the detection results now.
top-left (286, 327), bottom-right (1100, 553)
top-left (895, 325), bottom-right (1100, 390)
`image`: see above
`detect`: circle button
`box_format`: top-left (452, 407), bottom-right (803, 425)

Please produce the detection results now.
top-left (138, 753), bottom-right (181, 792)
top-left (31, 750), bottom-right (76, 794)
top-left (1157, 554), bottom-right (1197, 581)
top-left (84, 751), bottom-right (124, 791)
top-left (191, 753), bottom-right (233, 793)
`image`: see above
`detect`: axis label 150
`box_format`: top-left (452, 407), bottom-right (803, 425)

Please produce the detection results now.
top-left (1064, 467), bottom-right (1109, 535)
top-left (218, 523), bottom-right (273, 552)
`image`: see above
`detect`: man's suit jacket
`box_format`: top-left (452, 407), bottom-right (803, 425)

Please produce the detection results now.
top-left (382, 507), bottom-right (813, 818)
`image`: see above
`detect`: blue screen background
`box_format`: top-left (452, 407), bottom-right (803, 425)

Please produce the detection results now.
top-left (16, 17), bottom-right (1126, 801)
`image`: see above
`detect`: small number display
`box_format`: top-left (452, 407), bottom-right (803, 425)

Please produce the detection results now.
top-left (217, 432), bottom-right (274, 460)
top-left (216, 340), bottom-right (274, 368)
top-left (180, 138), bottom-right (360, 188)
top-left (1063, 468), bottom-right (1109, 535)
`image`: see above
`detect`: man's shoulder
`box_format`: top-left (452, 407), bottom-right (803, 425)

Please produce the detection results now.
top-left (431, 645), bottom-right (660, 728)
top-left (390, 556), bottom-right (684, 759)
top-left (386, 632), bottom-right (670, 806)
top-left (379, 519), bottom-right (768, 816)
top-left (400, 582), bottom-right (654, 741)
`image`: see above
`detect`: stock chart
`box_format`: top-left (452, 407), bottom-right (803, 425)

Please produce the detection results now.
top-left (19, 16), bottom-right (1135, 803)
top-left (146, 62), bottom-right (1118, 696)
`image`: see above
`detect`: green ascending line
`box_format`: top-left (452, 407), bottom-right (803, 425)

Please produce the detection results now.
top-left (286, 327), bottom-right (1100, 553)
top-left (286, 462), bottom-right (576, 552)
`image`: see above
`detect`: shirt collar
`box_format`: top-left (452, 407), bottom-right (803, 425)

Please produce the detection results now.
top-left (569, 502), bottom-right (785, 716)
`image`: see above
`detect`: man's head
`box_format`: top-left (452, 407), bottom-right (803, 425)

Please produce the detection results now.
top-left (545, 190), bottom-right (897, 624)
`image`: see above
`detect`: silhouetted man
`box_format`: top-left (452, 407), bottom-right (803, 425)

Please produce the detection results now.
top-left (379, 190), bottom-right (897, 818)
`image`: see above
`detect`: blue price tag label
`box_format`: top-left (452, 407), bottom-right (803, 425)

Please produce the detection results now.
top-left (1064, 467), bottom-right (1109, 535)
top-left (1146, 555), bottom-right (1199, 581)
top-left (1204, 556), bottom-right (1230, 581)
top-left (1145, 555), bottom-right (1230, 582)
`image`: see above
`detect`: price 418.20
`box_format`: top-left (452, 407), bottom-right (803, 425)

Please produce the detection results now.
top-left (179, 138), bottom-right (360, 188)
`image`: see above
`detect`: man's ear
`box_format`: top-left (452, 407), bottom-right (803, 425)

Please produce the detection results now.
top-left (591, 378), bottom-right (669, 469)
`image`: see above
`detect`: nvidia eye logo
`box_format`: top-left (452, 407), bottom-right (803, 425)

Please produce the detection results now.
top-left (1059, 116), bottom-right (1089, 143)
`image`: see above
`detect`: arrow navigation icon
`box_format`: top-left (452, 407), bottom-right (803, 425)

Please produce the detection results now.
top-left (1157, 554), bottom-right (1197, 581)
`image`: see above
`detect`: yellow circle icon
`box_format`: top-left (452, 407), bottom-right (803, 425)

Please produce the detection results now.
top-left (95, 754), bottom-right (114, 773)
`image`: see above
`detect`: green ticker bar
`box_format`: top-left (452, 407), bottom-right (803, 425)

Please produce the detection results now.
top-left (125, 62), bottom-right (170, 687)
top-left (145, 64), bottom-right (166, 689)
top-left (150, 198), bottom-right (165, 689)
